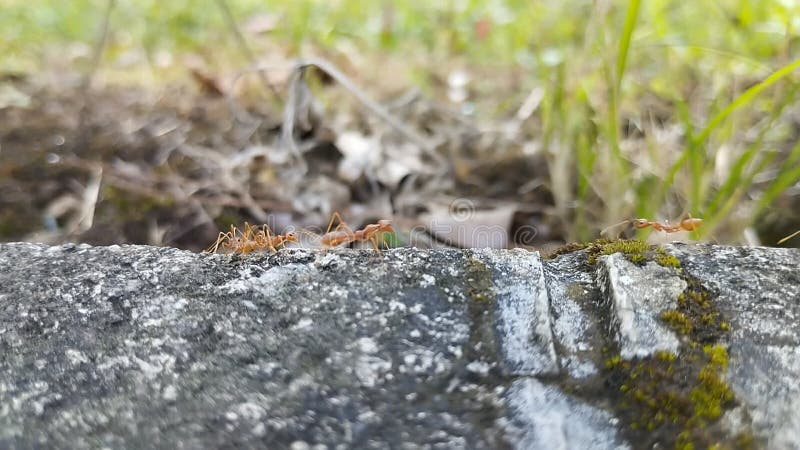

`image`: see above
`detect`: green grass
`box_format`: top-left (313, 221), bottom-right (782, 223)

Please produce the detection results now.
top-left (3, 0), bottom-right (800, 244)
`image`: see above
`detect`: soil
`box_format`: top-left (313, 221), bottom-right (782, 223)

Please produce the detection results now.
top-left (0, 74), bottom-right (556, 252)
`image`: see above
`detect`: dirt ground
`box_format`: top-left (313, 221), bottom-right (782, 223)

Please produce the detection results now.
top-left (0, 71), bottom-right (562, 252)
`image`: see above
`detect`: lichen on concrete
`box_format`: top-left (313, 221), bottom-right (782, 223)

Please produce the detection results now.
top-left (666, 243), bottom-right (800, 449)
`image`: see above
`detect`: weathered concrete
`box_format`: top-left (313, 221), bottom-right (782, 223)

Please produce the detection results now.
top-left (667, 243), bottom-right (800, 450)
top-left (597, 254), bottom-right (686, 359)
top-left (0, 242), bottom-right (798, 449)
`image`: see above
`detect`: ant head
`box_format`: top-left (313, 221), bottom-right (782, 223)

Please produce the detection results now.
top-left (377, 220), bottom-right (394, 232)
top-left (222, 237), bottom-right (242, 251)
top-left (284, 232), bottom-right (299, 243)
top-left (681, 218), bottom-right (703, 231)
top-left (632, 219), bottom-right (650, 229)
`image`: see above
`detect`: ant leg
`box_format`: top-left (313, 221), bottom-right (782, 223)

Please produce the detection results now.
top-left (265, 226), bottom-right (278, 253)
top-left (326, 212), bottom-right (346, 234)
top-left (328, 212), bottom-right (356, 236)
top-left (369, 236), bottom-right (382, 255)
top-left (205, 231), bottom-right (231, 253)
top-left (243, 222), bottom-right (256, 241)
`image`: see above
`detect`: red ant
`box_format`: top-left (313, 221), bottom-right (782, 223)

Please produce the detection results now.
top-left (602, 214), bottom-right (703, 237)
top-left (319, 212), bottom-right (395, 253)
top-left (206, 222), bottom-right (298, 254)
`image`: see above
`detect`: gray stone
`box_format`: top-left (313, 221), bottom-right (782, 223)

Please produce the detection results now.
top-left (504, 378), bottom-right (628, 450)
top-left (597, 254), bottom-right (686, 359)
top-left (667, 243), bottom-right (800, 449)
top-left (1, 242), bottom-right (799, 449)
top-left (543, 249), bottom-right (604, 378)
top-left (472, 248), bottom-right (559, 376)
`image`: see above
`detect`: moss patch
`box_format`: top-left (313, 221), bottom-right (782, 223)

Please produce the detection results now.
top-left (464, 255), bottom-right (495, 303)
top-left (542, 241), bottom-right (593, 259)
top-left (545, 239), bottom-right (683, 270)
top-left (602, 344), bottom-right (740, 447)
top-left (553, 239), bottom-right (753, 448)
top-left (575, 238), bottom-right (678, 268)
top-left (661, 310), bottom-right (693, 335)
top-left (587, 239), bottom-right (649, 264)
top-left (599, 267), bottom-right (749, 448)
top-left (654, 247), bottom-right (681, 268)
top-left (661, 278), bottom-right (731, 344)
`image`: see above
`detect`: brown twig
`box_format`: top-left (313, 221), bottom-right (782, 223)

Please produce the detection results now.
top-left (292, 58), bottom-right (445, 167)
top-left (71, 0), bottom-right (116, 155)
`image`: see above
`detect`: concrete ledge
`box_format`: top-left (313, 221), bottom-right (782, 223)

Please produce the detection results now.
top-left (1, 242), bottom-right (798, 448)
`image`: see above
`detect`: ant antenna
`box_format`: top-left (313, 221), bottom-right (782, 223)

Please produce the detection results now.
top-left (600, 219), bottom-right (631, 237)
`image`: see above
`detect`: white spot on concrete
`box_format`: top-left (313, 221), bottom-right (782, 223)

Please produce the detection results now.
top-left (292, 318), bottom-right (313, 330)
top-left (232, 402), bottom-right (266, 421)
top-left (241, 300), bottom-right (257, 310)
top-left (356, 337), bottom-right (378, 354)
top-left (65, 349), bottom-right (88, 366)
top-left (466, 361), bottom-right (492, 376)
top-left (355, 355), bottom-right (392, 387)
top-left (314, 252), bottom-right (341, 269)
top-left (290, 441), bottom-right (311, 450)
top-left (599, 254), bottom-right (685, 359)
top-left (162, 385), bottom-right (177, 401)
top-left (506, 378), bottom-right (628, 450)
top-left (420, 274), bottom-right (436, 287)
top-left (223, 264), bottom-right (313, 296)
top-left (474, 249), bottom-right (559, 376)
top-left (133, 354), bottom-right (175, 380)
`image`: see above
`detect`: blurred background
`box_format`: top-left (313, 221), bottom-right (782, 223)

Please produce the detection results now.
top-left (1, 0), bottom-right (799, 252)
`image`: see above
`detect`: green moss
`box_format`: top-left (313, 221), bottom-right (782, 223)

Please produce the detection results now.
top-left (691, 345), bottom-right (735, 420)
top-left (676, 431), bottom-right (694, 450)
top-left (542, 241), bottom-right (592, 259)
top-left (734, 432), bottom-right (756, 450)
top-left (665, 279), bottom-right (730, 344)
top-left (586, 239), bottom-right (650, 264)
top-left (464, 256), bottom-right (494, 303)
top-left (545, 238), bottom-right (684, 272)
top-left (547, 238), bottom-right (751, 448)
top-left (582, 239), bottom-right (684, 271)
top-left (655, 247), bottom-right (681, 268)
top-left (605, 355), bottom-right (623, 369)
top-left (655, 350), bottom-right (677, 362)
top-left (661, 310), bottom-right (693, 335)
top-left (603, 344), bottom-right (740, 447)
top-left (597, 268), bottom-right (747, 448)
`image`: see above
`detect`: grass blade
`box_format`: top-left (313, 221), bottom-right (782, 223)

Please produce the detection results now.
top-left (616, 0), bottom-right (641, 90)
top-left (694, 59), bottom-right (800, 145)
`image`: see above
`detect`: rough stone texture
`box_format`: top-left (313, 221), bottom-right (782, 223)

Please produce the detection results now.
top-left (472, 249), bottom-right (558, 376)
top-left (543, 249), bottom-right (604, 379)
top-left (597, 254), bottom-right (686, 359)
top-left (0, 242), bottom-right (798, 449)
top-left (667, 243), bottom-right (800, 450)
